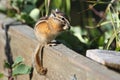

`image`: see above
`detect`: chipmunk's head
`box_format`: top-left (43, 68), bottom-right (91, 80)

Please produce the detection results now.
top-left (49, 9), bottom-right (70, 31)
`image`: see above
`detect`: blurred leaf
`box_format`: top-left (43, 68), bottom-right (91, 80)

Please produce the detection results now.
top-left (45, 0), bottom-right (50, 16)
top-left (4, 61), bottom-right (11, 69)
top-left (56, 31), bottom-right (87, 54)
top-left (11, 0), bottom-right (24, 9)
top-left (12, 56), bottom-right (23, 68)
top-left (7, 9), bottom-right (16, 17)
top-left (65, 0), bottom-right (71, 15)
top-left (23, 4), bottom-right (36, 13)
top-left (98, 36), bottom-right (104, 46)
top-left (13, 64), bottom-right (31, 76)
top-left (86, 1), bottom-right (110, 4)
top-left (97, 21), bottom-right (111, 27)
top-left (51, 0), bottom-right (62, 9)
top-left (71, 26), bottom-right (88, 44)
top-left (29, 8), bottom-right (40, 21)
top-left (0, 73), bottom-right (4, 78)
top-left (106, 32), bottom-right (115, 49)
top-left (116, 46), bottom-right (120, 51)
top-left (26, 0), bottom-right (37, 4)
top-left (0, 4), bottom-right (7, 12)
top-left (18, 12), bottom-right (35, 26)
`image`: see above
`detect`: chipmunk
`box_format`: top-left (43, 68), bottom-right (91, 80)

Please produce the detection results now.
top-left (33, 9), bottom-right (70, 75)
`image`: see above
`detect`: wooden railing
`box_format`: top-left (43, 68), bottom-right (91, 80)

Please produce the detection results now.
top-left (0, 13), bottom-right (120, 80)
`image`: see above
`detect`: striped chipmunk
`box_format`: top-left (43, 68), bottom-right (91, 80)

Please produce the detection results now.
top-left (33, 9), bottom-right (70, 75)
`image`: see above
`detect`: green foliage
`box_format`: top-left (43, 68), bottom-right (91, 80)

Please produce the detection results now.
top-left (12, 64), bottom-right (31, 76)
top-left (12, 56), bottom-right (31, 76)
top-left (56, 30), bottom-right (87, 54)
top-left (97, 0), bottom-right (120, 50)
top-left (3, 56), bottom-right (31, 78)
top-left (29, 8), bottom-right (40, 21)
top-left (12, 56), bottom-right (24, 68)
top-left (8, 0), bottom-right (38, 26)
top-left (69, 0), bottom-right (120, 53)
top-left (4, 61), bottom-right (11, 69)
top-left (70, 26), bottom-right (88, 44)
top-left (0, 0), bottom-right (71, 26)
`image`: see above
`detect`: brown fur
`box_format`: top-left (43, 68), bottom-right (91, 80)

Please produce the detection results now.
top-left (33, 9), bottom-right (70, 75)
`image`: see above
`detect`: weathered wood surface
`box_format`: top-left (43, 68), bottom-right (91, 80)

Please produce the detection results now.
top-left (86, 49), bottom-right (120, 70)
top-left (0, 13), bottom-right (120, 80)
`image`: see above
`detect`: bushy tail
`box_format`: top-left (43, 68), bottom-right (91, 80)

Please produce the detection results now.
top-left (33, 44), bottom-right (47, 75)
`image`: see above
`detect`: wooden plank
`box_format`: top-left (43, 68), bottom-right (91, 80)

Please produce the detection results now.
top-left (86, 49), bottom-right (120, 70)
top-left (0, 13), bottom-right (120, 80)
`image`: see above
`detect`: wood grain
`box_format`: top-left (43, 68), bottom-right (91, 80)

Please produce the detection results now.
top-left (86, 49), bottom-right (120, 70)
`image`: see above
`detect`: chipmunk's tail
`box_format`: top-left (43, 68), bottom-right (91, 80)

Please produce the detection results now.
top-left (33, 44), bottom-right (47, 75)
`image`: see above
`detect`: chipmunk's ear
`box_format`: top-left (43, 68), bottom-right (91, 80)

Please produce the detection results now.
top-left (50, 9), bottom-right (64, 17)
top-left (50, 9), bottom-right (57, 17)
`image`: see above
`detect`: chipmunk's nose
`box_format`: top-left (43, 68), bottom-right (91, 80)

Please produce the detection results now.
top-left (63, 23), bottom-right (71, 30)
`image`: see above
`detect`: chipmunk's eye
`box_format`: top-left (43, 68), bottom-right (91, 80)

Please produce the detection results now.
top-left (61, 17), bottom-right (65, 21)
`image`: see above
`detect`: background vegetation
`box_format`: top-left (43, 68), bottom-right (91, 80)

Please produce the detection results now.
top-left (0, 0), bottom-right (120, 54)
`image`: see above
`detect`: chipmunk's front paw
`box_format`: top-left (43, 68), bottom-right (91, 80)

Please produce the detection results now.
top-left (47, 40), bottom-right (61, 46)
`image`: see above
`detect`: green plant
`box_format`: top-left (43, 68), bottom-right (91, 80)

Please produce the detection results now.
top-left (0, 0), bottom-right (71, 26)
top-left (0, 56), bottom-right (31, 79)
top-left (67, 0), bottom-right (120, 53)
top-left (12, 56), bottom-right (31, 76)
top-left (94, 0), bottom-right (120, 50)
top-left (106, 1), bottom-right (120, 50)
